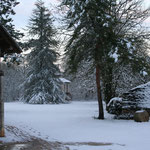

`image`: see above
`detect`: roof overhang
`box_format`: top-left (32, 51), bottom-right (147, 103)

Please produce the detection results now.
top-left (0, 25), bottom-right (22, 57)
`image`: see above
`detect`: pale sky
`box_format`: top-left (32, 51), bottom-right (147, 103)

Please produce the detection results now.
top-left (12, 0), bottom-right (150, 30)
top-left (12, 0), bottom-right (60, 30)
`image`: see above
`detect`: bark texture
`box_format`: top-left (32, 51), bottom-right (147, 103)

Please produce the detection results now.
top-left (96, 64), bottom-right (104, 119)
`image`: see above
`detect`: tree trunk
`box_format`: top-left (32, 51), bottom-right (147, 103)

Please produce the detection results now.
top-left (0, 57), bottom-right (4, 137)
top-left (96, 64), bottom-right (104, 119)
top-left (0, 99), bottom-right (4, 137)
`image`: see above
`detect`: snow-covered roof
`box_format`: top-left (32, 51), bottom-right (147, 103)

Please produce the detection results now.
top-left (59, 78), bottom-right (71, 83)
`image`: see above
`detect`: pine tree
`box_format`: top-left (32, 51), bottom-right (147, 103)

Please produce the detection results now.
top-left (24, 0), bottom-right (64, 104)
top-left (61, 0), bottom-right (150, 119)
top-left (0, 0), bottom-right (23, 40)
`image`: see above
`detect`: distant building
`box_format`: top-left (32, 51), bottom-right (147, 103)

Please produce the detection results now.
top-left (59, 78), bottom-right (72, 101)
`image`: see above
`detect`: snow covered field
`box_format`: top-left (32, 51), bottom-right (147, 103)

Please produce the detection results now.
top-left (2, 101), bottom-right (150, 150)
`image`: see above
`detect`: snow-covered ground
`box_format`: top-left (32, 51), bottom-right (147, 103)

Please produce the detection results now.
top-left (2, 101), bottom-right (150, 150)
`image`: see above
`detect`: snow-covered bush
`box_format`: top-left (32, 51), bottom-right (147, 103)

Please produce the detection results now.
top-left (107, 82), bottom-right (150, 119)
top-left (107, 97), bottom-right (122, 115)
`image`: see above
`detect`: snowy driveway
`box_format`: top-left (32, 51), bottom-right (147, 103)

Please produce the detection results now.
top-left (4, 101), bottom-right (150, 150)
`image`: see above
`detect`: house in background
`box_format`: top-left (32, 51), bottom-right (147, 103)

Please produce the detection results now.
top-left (59, 77), bottom-right (72, 101)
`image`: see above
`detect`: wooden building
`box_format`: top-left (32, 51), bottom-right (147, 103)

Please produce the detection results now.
top-left (0, 25), bottom-right (21, 55)
top-left (59, 78), bottom-right (72, 101)
top-left (0, 25), bottom-right (21, 137)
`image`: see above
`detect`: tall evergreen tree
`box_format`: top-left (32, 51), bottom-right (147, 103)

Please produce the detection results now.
top-left (61, 0), bottom-right (150, 119)
top-left (24, 0), bottom-right (64, 104)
